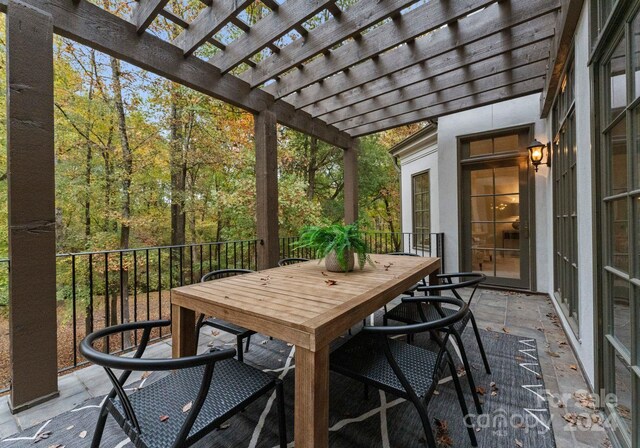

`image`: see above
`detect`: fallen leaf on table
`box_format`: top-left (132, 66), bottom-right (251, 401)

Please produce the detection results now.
top-left (182, 401), bottom-right (193, 413)
top-left (160, 415), bottom-right (170, 422)
top-left (325, 279), bottom-right (338, 286)
top-left (321, 271), bottom-right (328, 276)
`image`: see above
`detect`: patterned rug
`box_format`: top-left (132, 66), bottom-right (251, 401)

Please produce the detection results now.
top-left (1, 323), bottom-right (556, 447)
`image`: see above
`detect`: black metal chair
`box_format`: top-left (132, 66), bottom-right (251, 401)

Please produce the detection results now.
top-left (331, 296), bottom-right (478, 448)
top-left (383, 272), bottom-right (489, 414)
top-left (277, 257), bottom-right (309, 266)
top-left (80, 320), bottom-right (286, 448)
top-left (197, 269), bottom-right (256, 362)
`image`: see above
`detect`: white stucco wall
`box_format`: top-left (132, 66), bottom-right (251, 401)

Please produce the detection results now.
top-left (547, 3), bottom-right (596, 388)
top-left (398, 142), bottom-right (439, 237)
top-left (436, 94), bottom-right (551, 291)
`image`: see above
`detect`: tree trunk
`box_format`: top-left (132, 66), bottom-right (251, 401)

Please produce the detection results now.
top-left (170, 90), bottom-right (186, 247)
top-left (110, 56), bottom-right (132, 346)
top-left (307, 136), bottom-right (318, 200)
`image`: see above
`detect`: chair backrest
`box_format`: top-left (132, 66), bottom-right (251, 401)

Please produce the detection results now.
top-left (363, 296), bottom-right (467, 392)
top-left (201, 268), bottom-right (254, 283)
top-left (387, 252), bottom-right (420, 257)
top-left (80, 320), bottom-right (235, 445)
top-left (435, 272), bottom-right (486, 304)
top-left (278, 257), bottom-right (309, 266)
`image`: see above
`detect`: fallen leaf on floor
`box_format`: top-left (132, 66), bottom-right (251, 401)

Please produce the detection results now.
top-left (79, 431), bottom-right (87, 439)
top-left (211, 330), bottom-right (220, 337)
top-left (141, 371), bottom-right (151, 380)
top-left (515, 439), bottom-right (523, 447)
top-left (286, 343), bottom-right (293, 347)
top-left (491, 391), bottom-right (498, 396)
top-left (434, 419), bottom-right (453, 447)
top-left (47, 445), bottom-right (65, 448)
top-left (546, 350), bottom-right (561, 358)
top-left (261, 340), bottom-right (267, 345)
top-left (502, 327), bottom-right (510, 333)
top-left (182, 401), bottom-right (193, 413)
top-left (65, 425), bottom-right (74, 431)
top-left (220, 422), bottom-right (231, 430)
top-left (160, 415), bottom-right (169, 422)
top-left (475, 386), bottom-right (486, 395)
top-left (570, 364), bottom-right (578, 370)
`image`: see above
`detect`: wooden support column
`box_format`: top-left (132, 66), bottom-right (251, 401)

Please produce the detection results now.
top-left (255, 109), bottom-right (279, 270)
top-left (343, 139), bottom-right (359, 224)
top-left (6, 0), bottom-right (58, 412)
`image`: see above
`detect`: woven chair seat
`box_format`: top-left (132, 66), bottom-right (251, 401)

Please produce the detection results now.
top-left (331, 333), bottom-right (440, 399)
top-left (385, 302), bottom-right (471, 334)
top-left (201, 317), bottom-right (255, 337)
top-left (109, 358), bottom-right (274, 448)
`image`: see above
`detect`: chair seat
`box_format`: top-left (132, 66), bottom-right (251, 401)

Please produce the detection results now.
top-left (385, 301), bottom-right (471, 333)
top-left (201, 317), bottom-right (255, 337)
top-left (330, 333), bottom-right (440, 399)
top-left (109, 358), bottom-right (274, 448)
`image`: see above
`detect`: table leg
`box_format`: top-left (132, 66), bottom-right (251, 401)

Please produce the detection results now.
top-left (295, 345), bottom-right (330, 448)
top-left (172, 303), bottom-right (196, 358)
top-left (429, 265), bottom-right (441, 287)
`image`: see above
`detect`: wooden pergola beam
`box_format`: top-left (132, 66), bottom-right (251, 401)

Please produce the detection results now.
top-left (208, 0), bottom-right (334, 74)
top-left (255, 109), bottom-right (280, 270)
top-left (6, 0), bottom-right (58, 412)
top-left (133, 0), bottom-right (169, 33)
top-left (0, 0), bottom-right (351, 148)
top-left (343, 139), bottom-right (358, 224)
top-left (325, 49), bottom-right (551, 127)
top-left (173, 0), bottom-right (253, 57)
top-left (239, 0), bottom-right (420, 87)
top-left (335, 60), bottom-right (549, 132)
top-left (288, 1), bottom-right (559, 110)
top-left (263, 0), bottom-right (497, 99)
top-left (540, 0), bottom-right (584, 117)
top-left (348, 78), bottom-right (546, 137)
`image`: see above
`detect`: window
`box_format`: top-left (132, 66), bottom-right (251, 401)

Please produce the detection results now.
top-left (594, 5), bottom-right (640, 446)
top-left (412, 171), bottom-right (430, 249)
top-left (552, 55), bottom-right (579, 330)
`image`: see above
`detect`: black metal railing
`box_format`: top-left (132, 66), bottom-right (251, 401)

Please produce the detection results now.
top-left (0, 232), bottom-right (444, 392)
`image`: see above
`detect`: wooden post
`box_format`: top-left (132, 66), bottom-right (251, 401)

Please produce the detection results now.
top-left (6, 0), bottom-right (58, 412)
top-left (255, 109), bottom-right (279, 270)
top-left (343, 138), bottom-right (359, 224)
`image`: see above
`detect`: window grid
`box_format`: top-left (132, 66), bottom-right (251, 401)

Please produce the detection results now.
top-left (412, 171), bottom-right (430, 250)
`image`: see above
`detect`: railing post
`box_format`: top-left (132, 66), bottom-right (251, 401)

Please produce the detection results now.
top-left (344, 138), bottom-right (359, 224)
top-left (6, 0), bottom-right (58, 412)
top-left (255, 109), bottom-right (279, 269)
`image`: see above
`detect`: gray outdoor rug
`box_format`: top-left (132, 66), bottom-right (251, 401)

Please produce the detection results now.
top-left (1, 323), bottom-right (556, 447)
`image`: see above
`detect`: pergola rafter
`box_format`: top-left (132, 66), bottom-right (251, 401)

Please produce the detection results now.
top-left (285, 2), bottom-right (558, 117)
top-left (331, 58), bottom-right (550, 131)
top-left (262, 0), bottom-right (499, 99)
top-left (348, 77), bottom-right (546, 137)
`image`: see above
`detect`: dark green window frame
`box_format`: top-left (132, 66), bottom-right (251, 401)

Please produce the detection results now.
top-left (552, 54), bottom-right (579, 332)
top-left (412, 170), bottom-right (430, 250)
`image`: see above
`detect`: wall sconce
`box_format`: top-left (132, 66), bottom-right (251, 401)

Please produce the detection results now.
top-left (527, 139), bottom-right (551, 172)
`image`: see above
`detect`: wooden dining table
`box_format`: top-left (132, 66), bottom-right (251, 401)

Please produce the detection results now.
top-left (171, 253), bottom-right (441, 448)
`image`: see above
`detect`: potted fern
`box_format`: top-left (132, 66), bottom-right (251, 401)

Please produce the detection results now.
top-left (294, 222), bottom-right (373, 273)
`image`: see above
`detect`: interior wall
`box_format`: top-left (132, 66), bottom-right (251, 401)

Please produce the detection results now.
top-left (436, 94), bottom-right (551, 291)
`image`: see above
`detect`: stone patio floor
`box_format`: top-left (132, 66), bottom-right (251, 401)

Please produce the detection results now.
top-left (0, 289), bottom-right (611, 447)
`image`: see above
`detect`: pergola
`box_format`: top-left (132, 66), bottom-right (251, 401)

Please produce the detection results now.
top-left (1, 0), bottom-right (580, 436)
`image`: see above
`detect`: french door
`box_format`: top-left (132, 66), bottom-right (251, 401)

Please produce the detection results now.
top-left (460, 131), bottom-right (533, 289)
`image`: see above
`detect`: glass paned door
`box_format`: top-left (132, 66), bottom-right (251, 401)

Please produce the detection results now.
top-left (462, 158), bottom-right (531, 288)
